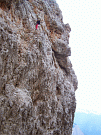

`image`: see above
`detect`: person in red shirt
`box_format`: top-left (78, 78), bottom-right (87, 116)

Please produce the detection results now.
top-left (36, 20), bottom-right (40, 29)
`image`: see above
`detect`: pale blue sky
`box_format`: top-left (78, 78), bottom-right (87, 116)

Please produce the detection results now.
top-left (56, 0), bottom-right (101, 114)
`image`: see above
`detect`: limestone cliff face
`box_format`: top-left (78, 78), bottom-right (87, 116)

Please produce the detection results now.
top-left (0, 0), bottom-right (78, 135)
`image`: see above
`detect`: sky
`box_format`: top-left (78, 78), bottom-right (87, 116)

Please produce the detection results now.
top-left (56, 0), bottom-right (101, 114)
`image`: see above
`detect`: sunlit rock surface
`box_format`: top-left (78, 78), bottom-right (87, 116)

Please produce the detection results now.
top-left (0, 0), bottom-right (78, 134)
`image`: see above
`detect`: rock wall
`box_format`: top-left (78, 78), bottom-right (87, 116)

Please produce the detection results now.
top-left (0, 0), bottom-right (78, 135)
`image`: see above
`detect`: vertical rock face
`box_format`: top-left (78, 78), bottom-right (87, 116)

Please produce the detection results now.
top-left (0, 0), bottom-right (78, 135)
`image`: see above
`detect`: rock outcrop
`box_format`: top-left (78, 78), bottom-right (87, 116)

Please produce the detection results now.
top-left (0, 0), bottom-right (78, 135)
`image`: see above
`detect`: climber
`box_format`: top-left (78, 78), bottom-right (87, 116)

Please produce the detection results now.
top-left (36, 20), bottom-right (40, 30)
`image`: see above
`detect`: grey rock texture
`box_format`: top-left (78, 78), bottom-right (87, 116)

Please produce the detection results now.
top-left (0, 0), bottom-right (78, 134)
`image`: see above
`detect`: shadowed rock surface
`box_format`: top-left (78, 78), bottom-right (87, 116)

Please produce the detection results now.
top-left (0, 0), bottom-right (78, 134)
